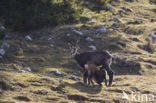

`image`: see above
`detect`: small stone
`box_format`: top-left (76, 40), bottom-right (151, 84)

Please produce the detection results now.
top-left (85, 37), bottom-right (94, 42)
top-left (50, 44), bottom-right (54, 47)
top-left (66, 33), bottom-right (71, 37)
top-left (48, 37), bottom-right (52, 40)
top-left (0, 49), bottom-right (5, 56)
top-left (149, 33), bottom-right (156, 43)
top-left (0, 25), bottom-right (5, 30)
top-left (1, 42), bottom-right (10, 49)
top-left (25, 35), bottom-right (32, 41)
top-left (89, 45), bottom-right (96, 51)
top-left (106, 5), bottom-right (114, 11)
top-left (72, 30), bottom-right (83, 36)
top-left (146, 65), bottom-right (153, 69)
top-left (96, 27), bottom-right (107, 33)
top-left (55, 70), bottom-right (62, 75)
top-left (71, 76), bottom-right (79, 81)
top-left (0, 67), bottom-right (8, 71)
top-left (114, 18), bottom-right (121, 23)
top-left (23, 67), bottom-right (32, 72)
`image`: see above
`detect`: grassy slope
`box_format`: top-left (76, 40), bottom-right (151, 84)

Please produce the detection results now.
top-left (0, 0), bottom-right (156, 103)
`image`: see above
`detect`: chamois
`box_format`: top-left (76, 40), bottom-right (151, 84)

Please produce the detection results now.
top-left (69, 44), bottom-right (114, 86)
top-left (84, 61), bottom-right (107, 86)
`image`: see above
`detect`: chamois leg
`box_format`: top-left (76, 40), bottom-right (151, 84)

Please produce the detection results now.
top-left (100, 68), bottom-right (107, 86)
top-left (91, 80), bottom-right (94, 86)
top-left (87, 72), bottom-right (93, 85)
top-left (98, 82), bottom-right (102, 86)
top-left (83, 71), bottom-right (88, 84)
top-left (103, 65), bottom-right (114, 86)
top-left (103, 70), bottom-right (107, 86)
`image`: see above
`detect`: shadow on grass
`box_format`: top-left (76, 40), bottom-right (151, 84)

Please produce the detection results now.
top-left (54, 82), bottom-right (102, 94)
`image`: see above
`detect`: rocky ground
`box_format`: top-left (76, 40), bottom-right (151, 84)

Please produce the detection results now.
top-left (0, 0), bottom-right (156, 103)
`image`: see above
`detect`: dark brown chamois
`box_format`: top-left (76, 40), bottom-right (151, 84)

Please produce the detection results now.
top-left (69, 45), bottom-right (114, 86)
top-left (84, 61), bottom-right (107, 86)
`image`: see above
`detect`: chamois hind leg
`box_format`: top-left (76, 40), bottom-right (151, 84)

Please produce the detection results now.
top-left (103, 65), bottom-right (114, 86)
top-left (103, 70), bottom-right (107, 86)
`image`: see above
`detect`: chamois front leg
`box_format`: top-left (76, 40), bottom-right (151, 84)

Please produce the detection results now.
top-left (103, 65), bottom-right (114, 86)
top-left (83, 71), bottom-right (88, 85)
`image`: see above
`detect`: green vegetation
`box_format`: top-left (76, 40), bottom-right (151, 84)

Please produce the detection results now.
top-left (0, 0), bottom-right (81, 30)
top-left (0, 0), bottom-right (110, 31)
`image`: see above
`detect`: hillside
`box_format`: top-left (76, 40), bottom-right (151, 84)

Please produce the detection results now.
top-left (0, 0), bottom-right (156, 103)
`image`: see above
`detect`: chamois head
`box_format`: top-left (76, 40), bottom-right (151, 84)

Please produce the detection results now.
top-left (68, 43), bottom-right (80, 57)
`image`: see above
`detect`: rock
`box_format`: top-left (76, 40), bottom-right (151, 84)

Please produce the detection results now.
top-left (55, 70), bottom-right (62, 75)
top-left (149, 33), bottom-right (156, 43)
top-left (89, 45), bottom-right (96, 51)
top-left (48, 37), bottom-right (52, 40)
top-left (4, 34), bottom-right (9, 39)
top-left (72, 30), bottom-right (83, 36)
top-left (0, 25), bottom-right (5, 30)
top-left (25, 35), bottom-right (32, 41)
top-left (96, 26), bottom-right (107, 33)
top-left (1, 42), bottom-right (10, 49)
top-left (0, 49), bottom-right (5, 56)
top-left (85, 37), bottom-right (94, 42)
top-left (146, 65), bottom-right (153, 69)
top-left (23, 67), bottom-right (32, 72)
top-left (70, 76), bottom-right (79, 81)
top-left (50, 44), bottom-right (54, 47)
top-left (0, 67), bottom-right (8, 71)
top-left (66, 33), bottom-right (71, 37)
top-left (114, 18), bottom-right (121, 23)
top-left (106, 5), bottom-right (114, 11)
